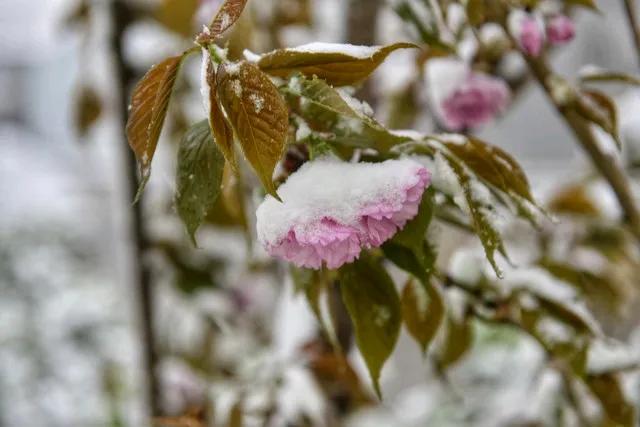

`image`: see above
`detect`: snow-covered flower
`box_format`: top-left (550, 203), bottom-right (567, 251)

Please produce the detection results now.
top-left (508, 10), bottom-right (545, 57)
top-left (256, 159), bottom-right (430, 269)
top-left (546, 15), bottom-right (575, 46)
top-left (425, 58), bottom-right (511, 131)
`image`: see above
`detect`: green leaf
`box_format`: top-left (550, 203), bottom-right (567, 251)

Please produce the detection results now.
top-left (202, 50), bottom-right (236, 168)
top-left (197, 0), bottom-right (249, 43)
top-left (217, 61), bottom-right (288, 199)
top-left (401, 279), bottom-right (445, 354)
top-left (339, 255), bottom-right (401, 398)
top-left (257, 42), bottom-right (418, 86)
top-left (175, 120), bottom-right (225, 245)
top-left (382, 187), bottom-right (437, 284)
top-left (441, 153), bottom-right (507, 278)
top-left (287, 75), bottom-right (408, 153)
top-left (126, 53), bottom-right (186, 200)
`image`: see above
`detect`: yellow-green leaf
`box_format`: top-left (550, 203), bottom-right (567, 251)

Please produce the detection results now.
top-left (581, 70), bottom-right (640, 86)
top-left (339, 255), bottom-right (401, 398)
top-left (175, 121), bottom-right (225, 245)
top-left (466, 0), bottom-right (485, 26)
top-left (587, 373), bottom-right (637, 426)
top-left (438, 312), bottom-right (474, 369)
top-left (126, 54), bottom-right (185, 200)
top-left (441, 136), bottom-right (534, 203)
top-left (217, 61), bottom-right (288, 198)
top-left (202, 50), bottom-right (236, 167)
top-left (74, 86), bottom-right (102, 137)
top-left (288, 75), bottom-right (408, 153)
top-left (257, 42), bottom-right (418, 86)
top-left (577, 90), bottom-right (620, 149)
top-left (401, 279), bottom-right (444, 354)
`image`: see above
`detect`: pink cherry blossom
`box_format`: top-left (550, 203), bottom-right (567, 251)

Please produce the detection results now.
top-left (509, 10), bottom-right (545, 57)
top-left (440, 73), bottom-right (511, 131)
top-left (256, 159), bottom-right (431, 270)
top-left (546, 15), bottom-right (575, 45)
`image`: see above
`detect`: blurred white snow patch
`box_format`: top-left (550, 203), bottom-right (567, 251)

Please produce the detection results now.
top-left (123, 20), bottom-right (187, 69)
top-left (284, 42), bottom-right (380, 58)
top-left (446, 4), bottom-right (467, 34)
top-left (448, 248), bottom-right (485, 286)
top-left (588, 339), bottom-right (640, 375)
top-left (273, 277), bottom-right (317, 359)
top-left (497, 51), bottom-right (527, 81)
top-left (425, 58), bottom-right (468, 109)
top-left (373, 48), bottom-right (417, 94)
top-left (585, 180), bottom-right (622, 220)
top-left (276, 366), bottom-right (327, 426)
top-left (160, 357), bottom-right (207, 414)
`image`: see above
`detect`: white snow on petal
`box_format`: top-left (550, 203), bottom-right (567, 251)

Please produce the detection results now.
top-left (256, 158), bottom-right (427, 245)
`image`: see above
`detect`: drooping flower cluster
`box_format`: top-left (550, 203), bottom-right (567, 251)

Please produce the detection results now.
top-left (426, 58), bottom-right (511, 132)
top-left (256, 159), bottom-right (430, 269)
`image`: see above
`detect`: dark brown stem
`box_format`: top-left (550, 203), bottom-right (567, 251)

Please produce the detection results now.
top-left (110, 0), bottom-right (160, 417)
top-left (346, 0), bottom-right (383, 106)
top-left (624, 0), bottom-right (640, 67)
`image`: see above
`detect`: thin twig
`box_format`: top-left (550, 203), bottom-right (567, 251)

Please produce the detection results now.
top-left (624, 0), bottom-right (640, 67)
top-left (111, 0), bottom-right (160, 417)
top-left (494, 11), bottom-right (640, 241)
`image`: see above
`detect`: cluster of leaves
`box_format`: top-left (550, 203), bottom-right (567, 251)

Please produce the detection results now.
top-left (123, 0), bottom-right (640, 424)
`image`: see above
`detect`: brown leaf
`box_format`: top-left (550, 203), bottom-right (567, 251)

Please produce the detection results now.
top-left (126, 54), bottom-right (185, 199)
top-left (257, 42), bottom-right (418, 86)
top-left (202, 50), bottom-right (236, 167)
top-left (438, 311), bottom-right (473, 369)
top-left (198, 0), bottom-right (248, 43)
top-left (587, 373), bottom-right (637, 426)
top-left (577, 90), bottom-right (619, 149)
top-left (217, 61), bottom-right (288, 198)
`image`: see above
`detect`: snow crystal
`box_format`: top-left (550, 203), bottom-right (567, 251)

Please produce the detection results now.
top-left (337, 88), bottom-right (374, 117)
top-left (283, 42), bottom-right (381, 59)
top-left (243, 49), bottom-right (262, 62)
top-left (249, 93), bottom-right (265, 113)
top-left (230, 80), bottom-right (243, 97)
top-left (218, 12), bottom-right (231, 30)
top-left (225, 62), bottom-right (242, 76)
top-left (255, 158), bottom-right (426, 246)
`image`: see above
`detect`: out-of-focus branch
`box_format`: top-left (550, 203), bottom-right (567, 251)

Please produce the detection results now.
top-left (346, 0), bottom-right (383, 106)
top-left (110, 0), bottom-right (160, 418)
top-left (624, 0), bottom-right (640, 67)
top-left (493, 10), bottom-right (640, 241)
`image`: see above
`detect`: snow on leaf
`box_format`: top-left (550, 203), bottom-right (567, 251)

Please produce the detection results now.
top-left (201, 49), bottom-right (236, 168)
top-left (287, 75), bottom-right (408, 153)
top-left (217, 61), bottom-right (288, 199)
top-left (257, 42), bottom-right (418, 86)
